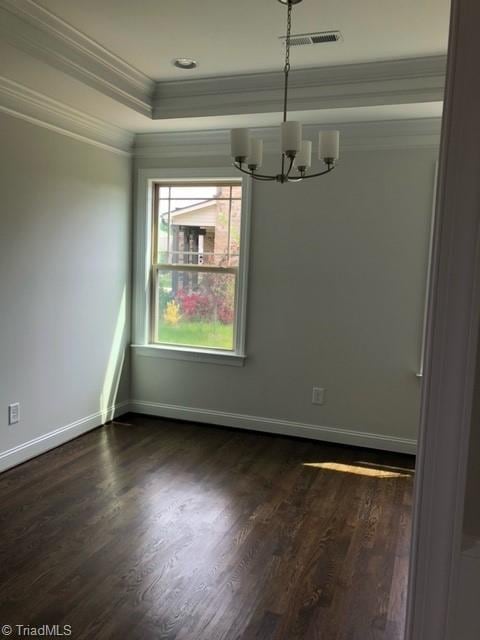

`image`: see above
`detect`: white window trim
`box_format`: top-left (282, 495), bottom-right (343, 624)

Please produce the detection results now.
top-left (131, 167), bottom-right (251, 365)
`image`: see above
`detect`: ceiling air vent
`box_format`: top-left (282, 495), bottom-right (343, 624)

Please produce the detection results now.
top-left (279, 31), bottom-right (343, 47)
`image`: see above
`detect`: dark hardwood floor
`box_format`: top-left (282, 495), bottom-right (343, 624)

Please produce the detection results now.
top-left (0, 414), bottom-right (414, 640)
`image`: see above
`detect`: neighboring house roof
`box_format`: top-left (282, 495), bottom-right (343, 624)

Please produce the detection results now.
top-left (170, 199), bottom-right (217, 227)
top-left (171, 199), bottom-right (213, 215)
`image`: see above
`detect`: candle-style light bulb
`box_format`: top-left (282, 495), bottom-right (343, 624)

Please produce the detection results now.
top-left (281, 121), bottom-right (302, 157)
top-left (295, 140), bottom-right (312, 170)
top-left (319, 130), bottom-right (340, 164)
top-left (230, 129), bottom-right (251, 162)
top-left (248, 139), bottom-right (263, 169)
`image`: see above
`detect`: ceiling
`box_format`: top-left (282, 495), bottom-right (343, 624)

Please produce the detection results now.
top-left (0, 0), bottom-right (450, 148)
top-left (36, 0), bottom-right (450, 80)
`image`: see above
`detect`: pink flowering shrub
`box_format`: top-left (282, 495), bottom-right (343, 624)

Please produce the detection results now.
top-left (175, 272), bottom-right (235, 325)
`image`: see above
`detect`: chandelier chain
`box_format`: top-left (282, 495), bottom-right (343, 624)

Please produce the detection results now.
top-left (283, 1), bottom-right (293, 122)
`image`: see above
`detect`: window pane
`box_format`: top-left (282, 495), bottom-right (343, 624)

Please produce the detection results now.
top-left (156, 210), bottom-right (169, 263)
top-left (229, 196), bottom-right (242, 258)
top-left (155, 188), bottom-right (242, 268)
top-left (155, 269), bottom-right (236, 350)
top-left (169, 251), bottom-right (229, 267)
top-left (169, 198), bottom-right (213, 212)
top-left (169, 185), bottom-right (219, 200)
top-left (159, 186), bottom-right (171, 199)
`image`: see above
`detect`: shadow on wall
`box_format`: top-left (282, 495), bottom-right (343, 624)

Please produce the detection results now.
top-left (99, 287), bottom-right (128, 422)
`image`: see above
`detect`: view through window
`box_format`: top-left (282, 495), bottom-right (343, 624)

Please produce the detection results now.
top-left (151, 182), bottom-right (242, 351)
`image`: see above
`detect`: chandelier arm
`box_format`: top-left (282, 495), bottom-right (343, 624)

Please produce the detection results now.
top-left (300, 166), bottom-right (336, 179)
top-left (233, 163), bottom-right (277, 181)
top-left (252, 176), bottom-right (278, 182)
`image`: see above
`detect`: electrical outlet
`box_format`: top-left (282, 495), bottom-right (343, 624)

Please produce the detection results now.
top-left (8, 403), bottom-right (20, 425)
top-left (312, 387), bottom-right (325, 405)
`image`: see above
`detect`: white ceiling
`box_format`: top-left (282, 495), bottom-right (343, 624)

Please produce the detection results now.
top-left (36, 0), bottom-right (450, 81)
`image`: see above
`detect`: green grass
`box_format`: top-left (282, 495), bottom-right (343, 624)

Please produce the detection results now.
top-left (158, 321), bottom-right (234, 350)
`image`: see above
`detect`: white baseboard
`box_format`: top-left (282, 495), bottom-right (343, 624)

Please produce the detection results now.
top-left (0, 401), bottom-right (130, 473)
top-left (0, 399), bottom-right (417, 474)
top-left (130, 400), bottom-right (417, 455)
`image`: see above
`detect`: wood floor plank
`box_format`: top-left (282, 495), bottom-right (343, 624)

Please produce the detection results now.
top-left (0, 414), bottom-right (414, 640)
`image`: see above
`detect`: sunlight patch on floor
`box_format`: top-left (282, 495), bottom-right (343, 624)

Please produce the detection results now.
top-left (303, 462), bottom-right (412, 478)
top-left (355, 460), bottom-right (414, 474)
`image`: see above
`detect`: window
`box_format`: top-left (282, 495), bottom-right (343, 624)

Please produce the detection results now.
top-left (149, 180), bottom-right (246, 355)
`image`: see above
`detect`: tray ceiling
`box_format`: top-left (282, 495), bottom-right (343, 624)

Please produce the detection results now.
top-left (36, 0), bottom-right (450, 81)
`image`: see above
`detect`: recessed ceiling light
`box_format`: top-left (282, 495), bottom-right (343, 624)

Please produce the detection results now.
top-left (173, 58), bottom-right (198, 70)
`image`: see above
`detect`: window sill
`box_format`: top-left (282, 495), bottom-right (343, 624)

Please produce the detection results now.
top-left (130, 344), bottom-right (246, 367)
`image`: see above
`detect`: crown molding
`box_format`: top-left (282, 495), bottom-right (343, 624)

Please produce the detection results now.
top-left (153, 56), bottom-right (447, 120)
top-left (0, 0), bottom-right (445, 125)
top-left (133, 118), bottom-right (442, 159)
top-left (0, 0), bottom-right (154, 116)
top-left (0, 76), bottom-right (134, 155)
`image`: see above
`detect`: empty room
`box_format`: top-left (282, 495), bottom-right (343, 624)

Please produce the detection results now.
top-left (5, 1), bottom-right (479, 639)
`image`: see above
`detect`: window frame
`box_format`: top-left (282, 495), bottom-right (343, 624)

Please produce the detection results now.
top-left (132, 168), bottom-right (251, 365)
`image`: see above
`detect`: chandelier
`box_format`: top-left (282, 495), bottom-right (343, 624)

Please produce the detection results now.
top-left (230, 0), bottom-right (340, 183)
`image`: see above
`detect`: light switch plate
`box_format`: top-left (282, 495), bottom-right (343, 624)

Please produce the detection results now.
top-left (312, 387), bottom-right (325, 405)
top-left (8, 403), bottom-right (20, 425)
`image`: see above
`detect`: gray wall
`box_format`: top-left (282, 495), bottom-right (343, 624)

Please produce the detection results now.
top-left (0, 112), bottom-right (131, 470)
top-left (0, 114), bottom-right (438, 465)
top-left (132, 145), bottom-right (438, 447)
